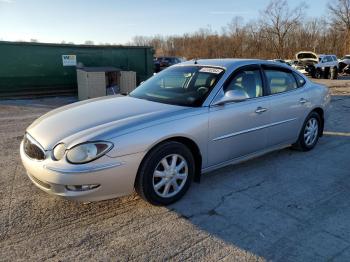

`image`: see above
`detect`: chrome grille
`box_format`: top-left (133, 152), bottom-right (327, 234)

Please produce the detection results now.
top-left (23, 134), bottom-right (46, 160)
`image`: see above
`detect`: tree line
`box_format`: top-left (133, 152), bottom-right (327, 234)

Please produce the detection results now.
top-left (131, 0), bottom-right (350, 60)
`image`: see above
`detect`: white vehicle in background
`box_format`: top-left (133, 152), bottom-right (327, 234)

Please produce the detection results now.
top-left (292, 51), bottom-right (339, 79)
top-left (338, 55), bottom-right (350, 74)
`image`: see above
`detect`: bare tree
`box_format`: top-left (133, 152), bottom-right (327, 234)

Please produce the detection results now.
top-left (260, 0), bottom-right (306, 58)
top-left (128, 0), bottom-right (349, 60)
top-left (84, 40), bottom-right (94, 45)
top-left (328, 0), bottom-right (350, 53)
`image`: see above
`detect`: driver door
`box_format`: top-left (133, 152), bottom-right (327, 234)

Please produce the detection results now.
top-left (207, 65), bottom-right (271, 166)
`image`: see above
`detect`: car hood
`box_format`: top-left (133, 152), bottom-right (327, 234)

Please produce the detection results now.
top-left (27, 95), bottom-right (189, 150)
top-left (296, 51), bottom-right (318, 62)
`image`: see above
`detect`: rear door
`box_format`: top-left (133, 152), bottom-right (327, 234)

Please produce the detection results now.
top-left (262, 65), bottom-right (309, 147)
top-left (207, 65), bottom-right (271, 166)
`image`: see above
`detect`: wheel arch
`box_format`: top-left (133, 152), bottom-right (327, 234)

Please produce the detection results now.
top-left (311, 107), bottom-right (324, 136)
top-left (135, 136), bottom-right (203, 187)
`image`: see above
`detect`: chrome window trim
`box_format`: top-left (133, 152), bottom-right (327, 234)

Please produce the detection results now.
top-left (210, 83), bottom-right (305, 108)
top-left (208, 65), bottom-right (307, 108)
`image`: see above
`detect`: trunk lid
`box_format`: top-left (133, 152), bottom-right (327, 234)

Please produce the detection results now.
top-left (296, 51), bottom-right (318, 62)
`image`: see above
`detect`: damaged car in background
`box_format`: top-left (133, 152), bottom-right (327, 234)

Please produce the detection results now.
top-left (338, 55), bottom-right (350, 75)
top-left (292, 51), bottom-right (339, 79)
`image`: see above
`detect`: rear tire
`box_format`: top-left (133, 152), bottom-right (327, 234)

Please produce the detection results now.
top-left (310, 67), bottom-right (315, 78)
top-left (292, 112), bottom-right (321, 151)
top-left (135, 141), bottom-right (195, 206)
top-left (325, 68), bottom-right (330, 79)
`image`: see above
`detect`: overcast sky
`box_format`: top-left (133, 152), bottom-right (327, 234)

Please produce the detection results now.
top-left (0, 0), bottom-right (330, 44)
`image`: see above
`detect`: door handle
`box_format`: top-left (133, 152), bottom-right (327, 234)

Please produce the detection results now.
top-left (299, 98), bottom-right (308, 104)
top-left (255, 107), bottom-right (267, 114)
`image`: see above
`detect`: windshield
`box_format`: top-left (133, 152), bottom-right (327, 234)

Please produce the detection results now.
top-left (129, 66), bottom-right (225, 107)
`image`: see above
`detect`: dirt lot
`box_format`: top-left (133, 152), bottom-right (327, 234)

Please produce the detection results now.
top-left (0, 79), bottom-right (349, 261)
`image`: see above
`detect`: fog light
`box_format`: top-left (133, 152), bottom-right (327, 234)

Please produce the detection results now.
top-left (66, 184), bottom-right (100, 191)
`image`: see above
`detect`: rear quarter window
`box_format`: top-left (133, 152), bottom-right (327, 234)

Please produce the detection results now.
top-left (264, 69), bottom-right (298, 94)
top-left (293, 72), bottom-right (306, 87)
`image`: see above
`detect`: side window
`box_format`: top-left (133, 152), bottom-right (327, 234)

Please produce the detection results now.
top-left (225, 69), bottom-right (263, 99)
top-left (293, 72), bottom-right (306, 87)
top-left (264, 69), bottom-right (298, 94)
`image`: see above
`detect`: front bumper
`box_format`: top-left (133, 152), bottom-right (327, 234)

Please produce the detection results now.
top-left (20, 141), bottom-right (145, 202)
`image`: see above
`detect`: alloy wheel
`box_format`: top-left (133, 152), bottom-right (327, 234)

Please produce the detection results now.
top-left (304, 118), bottom-right (319, 146)
top-left (152, 154), bottom-right (188, 198)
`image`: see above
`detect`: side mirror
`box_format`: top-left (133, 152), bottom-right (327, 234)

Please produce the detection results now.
top-left (213, 89), bottom-right (248, 106)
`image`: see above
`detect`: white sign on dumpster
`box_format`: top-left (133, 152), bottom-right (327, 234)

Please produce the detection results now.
top-left (62, 55), bottom-right (77, 66)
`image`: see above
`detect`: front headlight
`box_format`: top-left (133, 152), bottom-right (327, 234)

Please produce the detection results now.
top-left (66, 142), bottom-right (113, 164)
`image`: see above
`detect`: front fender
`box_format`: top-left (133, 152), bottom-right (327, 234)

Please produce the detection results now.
top-left (106, 110), bottom-right (209, 166)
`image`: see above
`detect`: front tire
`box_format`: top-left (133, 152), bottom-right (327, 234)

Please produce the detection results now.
top-left (135, 141), bottom-right (195, 205)
top-left (292, 112), bottom-right (321, 151)
top-left (324, 68), bottom-right (330, 79)
top-left (315, 69), bottom-right (322, 79)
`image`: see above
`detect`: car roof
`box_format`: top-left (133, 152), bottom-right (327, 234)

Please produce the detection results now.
top-left (319, 54), bottom-right (337, 57)
top-left (178, 58), bottom-right (290, 71)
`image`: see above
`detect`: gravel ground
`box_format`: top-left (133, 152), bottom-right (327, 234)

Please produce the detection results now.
top-left (0, 80), bottom-right (349, 261)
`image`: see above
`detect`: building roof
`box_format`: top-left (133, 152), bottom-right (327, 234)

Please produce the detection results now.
top-left (0, 40), bottom-right (153, 49)
top-left (77, 66), bottom-right (121, 72)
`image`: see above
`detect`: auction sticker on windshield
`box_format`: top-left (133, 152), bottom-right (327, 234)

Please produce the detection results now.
top-left (199, 67), bottom-right (223, 74)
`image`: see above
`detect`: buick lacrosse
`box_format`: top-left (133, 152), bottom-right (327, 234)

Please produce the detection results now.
top-left (20, 59), bottom-right (330, 205)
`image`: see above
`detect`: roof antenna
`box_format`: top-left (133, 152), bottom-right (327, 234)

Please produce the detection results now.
top-left (194, 59), bottom-right (198, 64)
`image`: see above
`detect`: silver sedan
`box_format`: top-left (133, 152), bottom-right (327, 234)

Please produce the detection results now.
top-left (20, 59), bottom-right (331, 205)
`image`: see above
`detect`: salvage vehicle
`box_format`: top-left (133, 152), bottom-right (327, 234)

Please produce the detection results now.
top-left (20, 59), bottom-right (331, 205)
top-left (338, 55), bottom-right (350, 74)
top-left (154, 56), bottom-right (185, 72)
top-left (270, 59), bottom-right (292, 66)
top-left (293, 51), bottom-right (339, 79)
